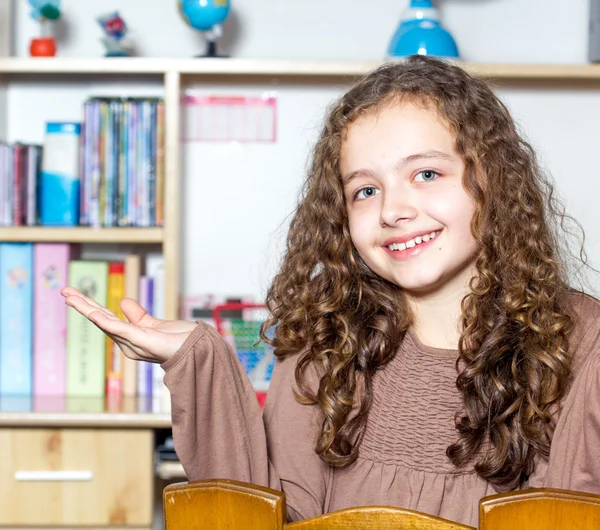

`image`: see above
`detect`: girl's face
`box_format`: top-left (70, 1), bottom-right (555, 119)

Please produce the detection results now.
top-left (340, 101), bottom-right (478, 299)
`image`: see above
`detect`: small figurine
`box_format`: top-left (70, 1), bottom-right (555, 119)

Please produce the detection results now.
top-left (27, 0), bottom-right (62, 57)
top-left (97, 11), bottom-right (134, 57)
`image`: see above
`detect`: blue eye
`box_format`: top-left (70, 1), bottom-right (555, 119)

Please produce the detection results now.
top-left (354, 187), bottom-right (380, 200)
top-left (414, 170), bottom-right (440, 183)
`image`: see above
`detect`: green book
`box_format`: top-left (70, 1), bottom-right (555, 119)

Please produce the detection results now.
top-left (66, 260), bottom-right (108, 397)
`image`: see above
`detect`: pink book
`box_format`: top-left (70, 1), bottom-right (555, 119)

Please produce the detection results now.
top-left (33, 243), bottom-right (70, 396)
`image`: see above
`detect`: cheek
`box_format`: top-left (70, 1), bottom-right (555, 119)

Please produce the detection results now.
top-left (429, 190), bottom-right (475, 238)
top-left (347, 213), bottom-right (376, 259)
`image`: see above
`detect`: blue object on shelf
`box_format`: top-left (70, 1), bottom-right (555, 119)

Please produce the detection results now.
top-left (40, 122), bottom-right (81, 226)
top-left (387, 0), bottom-right (459, 59)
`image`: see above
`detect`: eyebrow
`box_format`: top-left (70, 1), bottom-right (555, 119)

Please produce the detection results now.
top-left (341, 150), bottom-right (457, 185)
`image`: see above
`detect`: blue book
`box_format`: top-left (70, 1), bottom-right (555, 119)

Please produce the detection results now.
top-left (0, 243), bottom-right (34, 396)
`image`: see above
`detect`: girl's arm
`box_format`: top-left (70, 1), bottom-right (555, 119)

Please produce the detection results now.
top-left (538, 326), bottom-right (600, 493)
top-left (161, 321), bottom-right (331, 521)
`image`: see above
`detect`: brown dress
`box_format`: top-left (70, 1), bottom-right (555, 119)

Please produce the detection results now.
top-left (161, 292), bottom-right (600, 527)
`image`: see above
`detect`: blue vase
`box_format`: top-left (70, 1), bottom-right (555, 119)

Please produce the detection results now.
top-left (387, 0), bottom-right (459, 58)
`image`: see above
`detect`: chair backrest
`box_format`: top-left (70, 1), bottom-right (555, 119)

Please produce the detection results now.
top-left (479, 488), bottom-right (600, 530)
top-left (163, 479), bottom-right (286, 530)
top-left (163, 479), bottom-right (474, 530)
top-left (286, 505), bottom-right (474, 530)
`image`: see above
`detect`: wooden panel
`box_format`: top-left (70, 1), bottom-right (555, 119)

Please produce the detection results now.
top-left (162, 70), bottom-right (181, 320)
top-left (287, 506), bottom-right (474, 530)
top-left (0, 226), bottom-right (163, 243)
top-left (0, 395), bottom-right (171, 427)
top-left (0, 428), bottom-right (153, 526)
top-left (1, 527), bottom-right (150, 529)
top-left (163, 479), bottom-right (285, 530)
top-left (1, 57), bottom-right (600, 81)
top-left (480, 488), bottom-right (600, 530)
top-left (0, 0), bottom-right (12, 56)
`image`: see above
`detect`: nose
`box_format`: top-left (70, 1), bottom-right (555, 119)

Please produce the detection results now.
top-left (379, 188), bottom-right (418, 227)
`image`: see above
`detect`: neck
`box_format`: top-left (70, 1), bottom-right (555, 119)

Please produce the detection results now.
top-left (406, 272), bottom-right (473, 350)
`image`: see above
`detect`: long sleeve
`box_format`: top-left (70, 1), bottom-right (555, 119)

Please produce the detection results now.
top-left (161, 321), bottom-right (331, 521)
top-left (531, 312), bottom-right (600, 493)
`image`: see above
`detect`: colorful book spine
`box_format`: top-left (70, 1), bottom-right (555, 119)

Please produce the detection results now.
top-left (25, 145), bottom-right (41, 226)
top-left (136, 275), bottom-right (153, 397)
top-left (12, 143), bottom-right (24, 226)
top-left (121, 253), bottom-right (139, 396)
top-left (146, 253), bottom-right (168, 407)
top-left (106, 261), bottom-right (125, 395)
top-left (0, 243), bottom-right (34, 396)
top-left (156, 100), bottom-right (164, 226)
top-left (66, 260), bottom-right (108, 396)
top-left (33, 243), bottom-right (70, 396)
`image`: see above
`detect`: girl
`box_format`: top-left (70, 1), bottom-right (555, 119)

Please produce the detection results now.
top-left (62, 55), bottom-right (600, 527)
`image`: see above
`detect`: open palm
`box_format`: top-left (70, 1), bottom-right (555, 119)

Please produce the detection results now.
top-left (61, 286), bottom-right (197, 364)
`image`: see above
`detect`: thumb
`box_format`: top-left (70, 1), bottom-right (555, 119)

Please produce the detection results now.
top-left (120, 298), bottom-right (149, 325)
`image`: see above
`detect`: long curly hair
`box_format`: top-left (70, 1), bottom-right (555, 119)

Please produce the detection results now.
top-left (260, 55), bottom-right (578, 491)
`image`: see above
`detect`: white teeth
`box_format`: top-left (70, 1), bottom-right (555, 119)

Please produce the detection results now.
top-left (388, 230), bottom-right (440, 252)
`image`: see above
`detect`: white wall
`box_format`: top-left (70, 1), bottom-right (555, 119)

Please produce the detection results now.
top-left (12, 0), bottom-right (591, 63)
top-left (7, 0), bottom-right (600, 302)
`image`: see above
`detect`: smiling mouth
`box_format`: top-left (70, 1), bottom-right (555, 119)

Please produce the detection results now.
top-left (387, 230), bottom-right (441, 252)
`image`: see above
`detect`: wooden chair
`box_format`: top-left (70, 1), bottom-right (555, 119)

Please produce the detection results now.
top-left (163, 480), bottom-right (600, 529)
top-left (479, 487), bottom-right (600, 529)
top-left (163, 479), bottom-right (473, 530)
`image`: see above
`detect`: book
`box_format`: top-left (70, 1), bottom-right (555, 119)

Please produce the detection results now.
top-left (136, 275), bottom-right (153, 397)
top-left (146, 253), bottom-right (169, 410)
top-left (106, 261), bottom-right (125, 395)
top-left (66, 260), bottom-right (108, 396)
top-left (33, 243), bottom-right (70, 396)
top-left (0, 243), bottom-right (34, 396)
top-left (121, 253), bottom-right (140, 396)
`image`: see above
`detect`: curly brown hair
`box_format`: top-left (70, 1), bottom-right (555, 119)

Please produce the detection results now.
top-left (260, 55), bottom-right (577, 491)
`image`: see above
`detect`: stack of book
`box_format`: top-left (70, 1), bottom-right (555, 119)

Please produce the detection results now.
top-left (0, 242), bottom-right (167, 408)
top-left (0, 143), bottom-right (42, 226)
top-left (0, 96), bottom-right (165, 228)
top-left (80, 97), bottom-right (165, 228)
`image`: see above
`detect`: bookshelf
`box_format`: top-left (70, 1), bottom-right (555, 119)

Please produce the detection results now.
top-left (0, 57), bottom-right (598, 527)
top-left (0, 226), bottom-right (163, 243)
top-left (2, 57), bottom-right (600, 80)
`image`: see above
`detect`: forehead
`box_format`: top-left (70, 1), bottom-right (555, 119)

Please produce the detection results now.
top-left (339, 102), bottom-right (456, 173)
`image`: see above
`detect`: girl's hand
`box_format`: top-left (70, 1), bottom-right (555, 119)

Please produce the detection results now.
top-left (61, 286), bottom-right (197, 364)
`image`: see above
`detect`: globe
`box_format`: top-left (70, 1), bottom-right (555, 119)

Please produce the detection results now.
top-left (178, 0), bottom-right (231, 57)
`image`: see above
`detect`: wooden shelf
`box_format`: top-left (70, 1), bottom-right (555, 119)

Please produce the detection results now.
top-left (0, 395), bottom-right (171, 427)
top-left (0, 410), bottom-right (171, 428)
top-left (0, 226), bottom-right (163, 243)
top-left (1, 57), bottom-right (600, 80)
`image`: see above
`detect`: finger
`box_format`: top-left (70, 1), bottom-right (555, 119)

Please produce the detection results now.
top-left (61, 286), bottom-right (80, 297)
top-left (120, 298), bottom-right (152, 325)
top-left (87, 310), bottom-right (141, 340)
top-left (65, 294), bottom-right (118, 320)
top-left (63, 288), bottom-right (112, 313)
top-left (89, 312), bottom-right (162, 361)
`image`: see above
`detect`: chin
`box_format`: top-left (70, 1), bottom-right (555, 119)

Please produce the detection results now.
top-left (394, 275), bottom-right (446, 295)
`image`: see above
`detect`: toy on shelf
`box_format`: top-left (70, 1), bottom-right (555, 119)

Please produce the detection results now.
top-left (387, 0), bottom-right (459, 59)
top-left (97, 11), bottom-right (134, 57)
top-left (178, 0), bottom-right (231, 58)
top-left (27, 0), bottom-right (61, 57)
